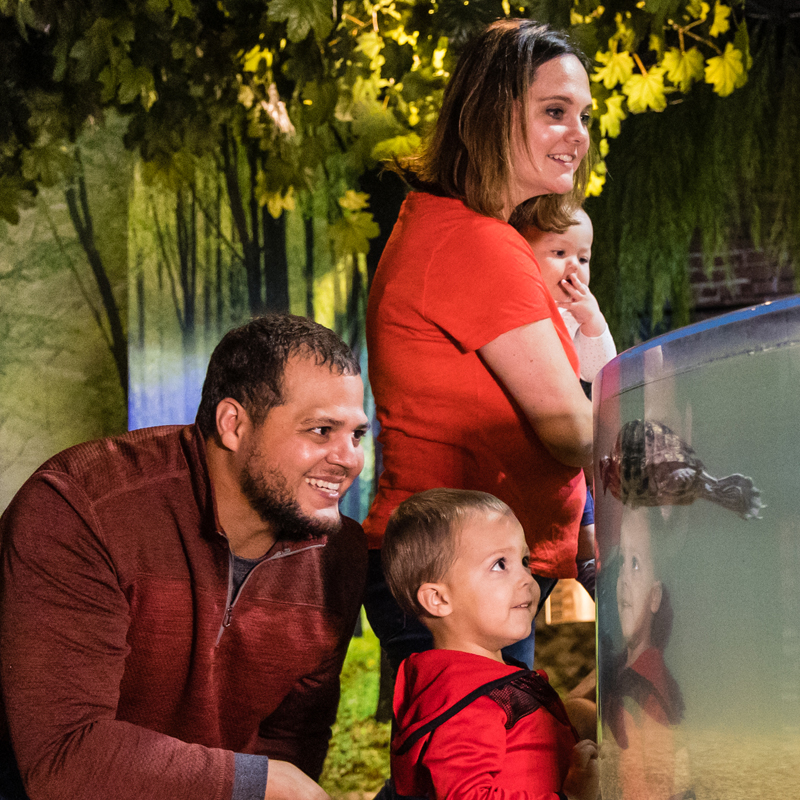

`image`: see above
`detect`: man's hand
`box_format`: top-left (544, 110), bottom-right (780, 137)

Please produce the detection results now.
top-left (264, 760), bottom-right (331, 800)
top-left (557, 275), bottom-right (606, 338)
top-left (562, 739), bottom-right (599, 800)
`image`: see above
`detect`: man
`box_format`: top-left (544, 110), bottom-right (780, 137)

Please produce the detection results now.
top-left (0, 314), bottom-right (370, 800)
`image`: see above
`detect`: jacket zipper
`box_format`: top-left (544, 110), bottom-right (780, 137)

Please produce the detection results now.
top-left (214, 541), bottom-right (325, 646)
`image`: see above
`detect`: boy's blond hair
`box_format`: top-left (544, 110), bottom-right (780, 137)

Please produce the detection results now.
top-left (382, 488), bottom-right (512, 619)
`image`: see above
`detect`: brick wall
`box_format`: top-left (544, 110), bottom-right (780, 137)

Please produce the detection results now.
top-left (689, 237), bottom-right (798, 323)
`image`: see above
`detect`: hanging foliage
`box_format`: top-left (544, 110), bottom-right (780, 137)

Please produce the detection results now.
top-left (586, 18), bottom-right (800, 349)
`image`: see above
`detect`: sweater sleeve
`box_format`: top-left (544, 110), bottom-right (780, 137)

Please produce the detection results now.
top-left (572, 324), bottom-right (617, 383)
top-left (0, 474), bottom-right (235, 800)
top-left (421, 697), bottom-right (567, 800)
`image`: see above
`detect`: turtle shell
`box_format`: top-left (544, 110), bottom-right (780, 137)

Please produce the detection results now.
top-left (600, 419), bottom-right (704, 507)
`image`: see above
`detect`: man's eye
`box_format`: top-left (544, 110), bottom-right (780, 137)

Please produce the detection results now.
top-left (353, 429), bottom-right (368, 441)
top-left (491, 558), bottom-right (506, 572)
top-left (311, 426), bottom-right (332, 436)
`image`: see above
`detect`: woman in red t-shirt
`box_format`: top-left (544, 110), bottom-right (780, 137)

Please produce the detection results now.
top-left (364, 19), bottom-right (594, 671)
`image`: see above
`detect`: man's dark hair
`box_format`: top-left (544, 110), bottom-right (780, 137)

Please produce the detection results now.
top-left (196, 314), bottom-right (360, 437)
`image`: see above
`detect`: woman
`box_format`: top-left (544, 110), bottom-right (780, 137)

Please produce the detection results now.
top-left (364, 19), bottom-right (594, 670)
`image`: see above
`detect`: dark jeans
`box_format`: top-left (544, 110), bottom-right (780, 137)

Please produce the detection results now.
top-left (363, 550), bottom-right (557, 673)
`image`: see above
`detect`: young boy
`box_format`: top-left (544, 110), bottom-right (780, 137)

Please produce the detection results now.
top-left (382, 488), bottom-right (599, 800)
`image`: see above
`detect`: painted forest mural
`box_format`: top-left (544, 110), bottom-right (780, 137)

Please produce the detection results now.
top-left (3, 0), bottom-right (799, 517)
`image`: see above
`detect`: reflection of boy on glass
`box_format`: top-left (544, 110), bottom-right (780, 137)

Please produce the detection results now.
top-left (606, 509), bottom-right (690, 800)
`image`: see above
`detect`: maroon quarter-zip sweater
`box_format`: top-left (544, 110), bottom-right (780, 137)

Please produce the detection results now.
top-left (0, 425), bottom-right (366, 800)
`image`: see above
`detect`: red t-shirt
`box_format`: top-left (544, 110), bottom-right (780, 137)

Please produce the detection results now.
top-left (364, 192), bottom-right (585, 578)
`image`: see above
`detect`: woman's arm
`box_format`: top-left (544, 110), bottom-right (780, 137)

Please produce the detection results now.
top-left (479, 318), bottom-right (593, 470)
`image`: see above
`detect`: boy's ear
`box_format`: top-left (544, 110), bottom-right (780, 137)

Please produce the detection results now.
top-left (649, 580), bottom-right (663, 615)
top-left (417, 583), bottom-right (452, 619)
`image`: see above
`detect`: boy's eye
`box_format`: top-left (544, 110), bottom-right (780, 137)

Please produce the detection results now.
top-left (522, 555), bottom-right (530, 569)
top-left (491, 558), bottom-right (506, 572)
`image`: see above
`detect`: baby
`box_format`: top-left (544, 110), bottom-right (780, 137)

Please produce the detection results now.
top-left (522, 208), bottom-right (616, 385)
top-left (382, 488), bottom-right (599, 800)
top-left (522, 209), bottom-right (617, 597)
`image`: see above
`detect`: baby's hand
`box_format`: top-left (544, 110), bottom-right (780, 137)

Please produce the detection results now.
top-left (557, 275), bottom-right (606, 338)
top-left (562, 739), bottom-right (599, 800)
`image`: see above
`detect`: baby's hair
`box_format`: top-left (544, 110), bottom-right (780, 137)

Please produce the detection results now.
top-left (382, 488), bottom-right (513, 619)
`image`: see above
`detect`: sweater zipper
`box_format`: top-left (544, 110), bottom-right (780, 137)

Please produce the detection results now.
top-left (215, 541), bottom-right (325, 646)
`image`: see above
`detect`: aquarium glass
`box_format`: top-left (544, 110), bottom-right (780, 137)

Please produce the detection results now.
top-left (593, 297), bottom-right (800, 800)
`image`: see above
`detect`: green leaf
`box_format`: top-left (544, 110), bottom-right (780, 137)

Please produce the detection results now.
top-left (329, 211), bottom-right (380, 259)
top-left (0, 176), bottom-right (35, 225)
top-left (267, 0), bottom-right (333, 43)
top-left (21, 143), bottom-right (73, 187)
top-left (371, 133), bottom-right (421, 161)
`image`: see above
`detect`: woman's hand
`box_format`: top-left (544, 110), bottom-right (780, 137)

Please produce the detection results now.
top-left (479, 318), bottom-right (593, 470)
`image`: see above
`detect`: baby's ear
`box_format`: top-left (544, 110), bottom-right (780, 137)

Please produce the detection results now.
top-left (417, 583), bottom-right (452, 618)
top-left (649, 581), bottom-right (663, 615)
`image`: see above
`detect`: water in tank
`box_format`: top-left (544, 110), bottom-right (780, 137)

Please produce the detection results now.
top-left (592, 296), bottom-right (800, 800)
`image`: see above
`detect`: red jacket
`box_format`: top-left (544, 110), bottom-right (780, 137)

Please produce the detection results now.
top-left (0, 425), bottom-right (366, 800)
top-left (392, 650), bottom-right (577, 799)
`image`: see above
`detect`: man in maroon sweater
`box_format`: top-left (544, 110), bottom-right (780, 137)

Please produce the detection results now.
top-left (0, 314), bottom-right (370, 800)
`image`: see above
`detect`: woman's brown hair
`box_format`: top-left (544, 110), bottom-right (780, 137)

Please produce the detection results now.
top-left (396, 19), bottom-right (591, 232)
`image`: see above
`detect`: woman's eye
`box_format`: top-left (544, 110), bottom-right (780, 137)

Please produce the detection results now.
top-left (547, 107), bottom-right (564, 119)
top-left (491, 558), bottom-right (506, 572)
top-left (580, 113), bottom-right (591, 126)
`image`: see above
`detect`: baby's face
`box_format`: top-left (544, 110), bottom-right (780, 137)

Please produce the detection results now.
top-left (617, 511), bottom-right (662, 656)
top-left (440, 511), bottom-right (538, 658)
top-left (526, 210), bottom-right (593, 301)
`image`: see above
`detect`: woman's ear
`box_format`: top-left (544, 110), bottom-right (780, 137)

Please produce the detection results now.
top-left (417, 583), bottom-right (452, 619)
top-left (649, 580), bottom-right (663, 615)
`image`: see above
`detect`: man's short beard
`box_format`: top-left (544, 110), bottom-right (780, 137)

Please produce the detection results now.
top-left (240, 460), bottom-right (341, 542)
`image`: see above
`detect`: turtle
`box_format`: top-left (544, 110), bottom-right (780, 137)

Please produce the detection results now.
top-left (598, 419), bottom-right (763, 520)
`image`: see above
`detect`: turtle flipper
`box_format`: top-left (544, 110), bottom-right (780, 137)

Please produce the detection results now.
top-left (699, 472), bottom-right (763, 520)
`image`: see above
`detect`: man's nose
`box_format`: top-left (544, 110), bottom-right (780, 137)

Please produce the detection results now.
top-left (328, 435), bottom-right (362, 471)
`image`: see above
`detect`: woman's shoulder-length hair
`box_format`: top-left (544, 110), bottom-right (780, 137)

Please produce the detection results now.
top-left (394, 18), bottom-right (592, 232)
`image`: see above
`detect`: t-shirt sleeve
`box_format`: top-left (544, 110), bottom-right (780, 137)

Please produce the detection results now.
top-left (422, 222), bottom-right (555, 353)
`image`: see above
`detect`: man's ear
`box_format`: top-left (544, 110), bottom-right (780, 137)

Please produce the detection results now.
top-left (417, 583), bottom-right (453, 619)
top-left (215, 398), bottom-right (250, 453)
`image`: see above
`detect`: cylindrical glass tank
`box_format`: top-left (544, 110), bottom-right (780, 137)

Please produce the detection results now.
top-left (593, 297), bottom-right (800, 800)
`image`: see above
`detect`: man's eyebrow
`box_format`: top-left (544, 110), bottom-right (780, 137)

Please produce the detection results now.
top-left (299, 416), bottom-right (372, 431)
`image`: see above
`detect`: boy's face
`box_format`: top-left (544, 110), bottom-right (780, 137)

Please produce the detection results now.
top-left (525, 210), bottom-right (593, 302)
top-left (617, 511), bottom-right (662, 660)
top-left (437, 511), bottom-right (538, 660)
